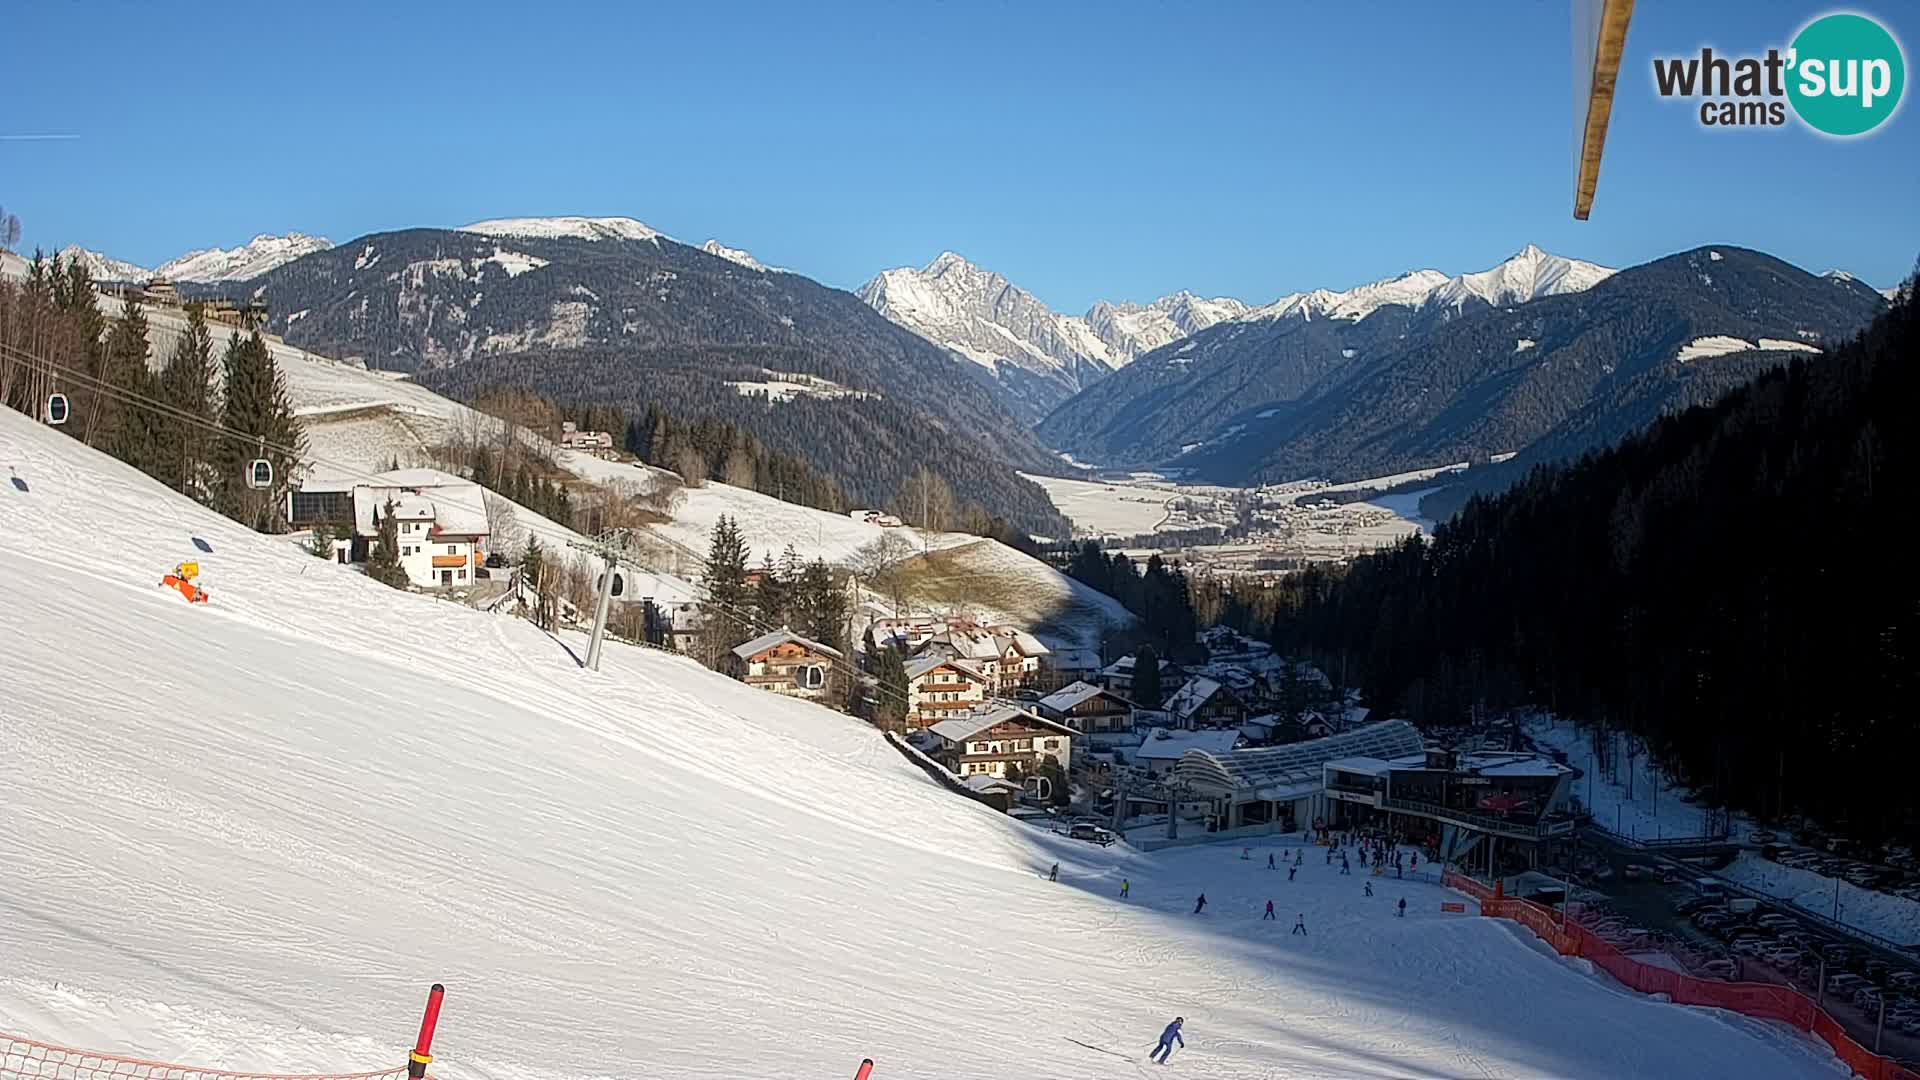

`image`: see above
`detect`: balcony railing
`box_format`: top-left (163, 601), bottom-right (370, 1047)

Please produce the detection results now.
top-left (1381, 796), bottom-right (1574, 840)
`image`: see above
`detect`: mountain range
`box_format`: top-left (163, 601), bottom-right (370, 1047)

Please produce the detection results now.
top-left (856, 252), bottom-right (1246, 423)
top-left (206, 219), bottom-right (1072, 535)
top-left (58, 233), bottom-right (333, 283)
top-left (35, 218), bottom-right (1901, 532)
top-left (1038, 246), bottom-right (1888, 486)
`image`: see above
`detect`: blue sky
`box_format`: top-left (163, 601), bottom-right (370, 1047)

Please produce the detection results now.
top-left (4, 0), bottom-right (1914, 309)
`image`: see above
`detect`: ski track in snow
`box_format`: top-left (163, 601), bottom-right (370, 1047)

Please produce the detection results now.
top-left (0, 407), bottom-right (1856, 1080)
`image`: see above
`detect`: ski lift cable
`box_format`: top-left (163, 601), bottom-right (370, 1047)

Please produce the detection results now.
top-left (12, 347), bottom-right (938, 714)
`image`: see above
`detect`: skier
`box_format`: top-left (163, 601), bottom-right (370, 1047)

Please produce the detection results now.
top-left (1264, 899), bottom-right (1276, 920)
top-left (1049, 862), bottom-right (1059, 882)
top-left (1364, 880), bottom-right (1374, 897)
top-left (1397, 897), bottom-right (1407, 918)
top-left (1340, 857), bottom-right (1351, 876)
top-left (1121, 878), bottom-right (1131, 898)
top-left (1241, 846), bottom-right (1251, 860)
top-left (1194, 893), bottom-right (1207, 914)
top-left (1291, 913), bottom-right (1307, 936)
top-left (1411, 854), bottom-right (1419, 872)
top-left (1288, 864), bottom-right (1298, 881)
top-left (1325, 848), bottom-right (1333, 865)
top-left (1396, 862), bottom-right (1404, 879)
top-left (1360, 849), bottom-right (1368, 867)
top-left (1268, 852), bottom-right (1276, 870)
top-left (1151, 1017), bottom-right (1185, 1064)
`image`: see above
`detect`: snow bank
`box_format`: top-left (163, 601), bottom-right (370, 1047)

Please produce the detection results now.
top-left (1527, 716), bottom-right (1727, 841)
top-left (0, 407), bottom-right (1849, 1079)
top-left (1722, 853), bottom-right (1920, 947)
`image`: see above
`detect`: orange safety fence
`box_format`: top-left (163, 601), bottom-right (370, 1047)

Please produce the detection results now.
top-left (1442, 870), bottom-right (1920, 1080)
top-left (0, 1034), bottom-right (412, 1080)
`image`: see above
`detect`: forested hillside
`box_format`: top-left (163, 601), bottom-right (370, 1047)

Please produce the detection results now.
top-left (1260, 276), bottom-right (1915, 838)
top-left (221, 227), bottom-right (1071, 536)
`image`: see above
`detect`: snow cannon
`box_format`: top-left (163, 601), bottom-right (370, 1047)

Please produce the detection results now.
top-left (160, 561), bottom-right (210, 604)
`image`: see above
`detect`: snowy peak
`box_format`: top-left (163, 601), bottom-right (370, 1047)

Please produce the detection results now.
top-left (859, 251), bottom-right (1248, 391)
top-left (154, 232), bottom-right (333, 282)
top-left (700, 239), bottom-right (783, 273)
top-left (459, 216), bottom-right (665, 244)
top-left (1247, 269), bottom-right (1450, 323)
top-left (56, 245), bottom-right (151, 283)
top-left (1243, 247), bottom-right (1612, 325)
top-left (1426, 245), bottom-right (1614, 310)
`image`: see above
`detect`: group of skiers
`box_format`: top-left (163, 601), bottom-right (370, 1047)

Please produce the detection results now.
top-left (1052, 836), bottom-right (1430, 1065)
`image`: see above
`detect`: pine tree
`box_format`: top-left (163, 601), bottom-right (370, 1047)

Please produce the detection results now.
top-left (366, 500), bottom-right (409, 588)
top-left (874, 643), bottom-right (911, 731)
top-left (216, 331), bottom-right (305, 532)
top-left (702, 514), bottom-right (752, 665)
top-left (798, 559), bottom-right (847, 653)
top-left (751, 553), bottom-right (790, 629)
top-left (1133, 644), bottom-right (1162, 706)
top-left (100, 295), bottom-right (156, 471)
top-left (521, 536), bottom-right (551, 629)
top-left (155, 301), bottom-right (217, 499)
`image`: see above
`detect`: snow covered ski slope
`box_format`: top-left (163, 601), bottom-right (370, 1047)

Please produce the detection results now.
top-left (0, 409), bottom-right (1852, 1079)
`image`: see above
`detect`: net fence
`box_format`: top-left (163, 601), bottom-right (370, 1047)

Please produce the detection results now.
top-left (0, 1035), bottom-right (410, 1080)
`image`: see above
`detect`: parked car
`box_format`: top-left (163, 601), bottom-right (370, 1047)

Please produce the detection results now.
top-left (1829, 973), bottom-right (1871, 995)
top-left (1674, 896), bottom-right (1716, 916)
top-left (1703, 959), bottom-right (1737, 979)
top-left (1750, 829), bottom-right (1780, 844)
top-left (1068, 823), bottom-right (1116, 846)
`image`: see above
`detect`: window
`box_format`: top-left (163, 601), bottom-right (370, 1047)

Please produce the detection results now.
top-left (1043, 739), bottom-right (1058, 750)
top-left (799, 666), bottom-right (825, 690)
top-left (457, 569), bottom-right (467, 581)
top-left (446, 545), bottom-right (457, 555)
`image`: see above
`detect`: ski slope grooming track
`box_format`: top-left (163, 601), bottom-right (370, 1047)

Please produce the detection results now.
top-left (0, 407), bottom-right (1853, 1079)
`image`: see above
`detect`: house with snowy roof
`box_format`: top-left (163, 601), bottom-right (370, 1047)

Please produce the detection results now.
top-left (905, 655), bottom-right (991, 729)
top-left (1037, 681), bottom-right (1139, 745)
top-left (1163, 676), bottom-right (1247, 731)
top-left (912, 623), bottom-right (1051, 693)
top-left (1096, 653), bottom-right (1179, 698)
top-left (729, 628), bottom-right (844, 702)
top-left (1130, 727), bottom-right (1244, 777)
top-left (337, 469), bottom-right (492, 589)
top-left (1042, 646), bottom-right (1102, 690)
top-left (925, 705), bottom-right (1075, 783)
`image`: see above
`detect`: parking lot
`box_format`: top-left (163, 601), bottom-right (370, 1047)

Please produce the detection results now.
top-left (1559, 833), bottom-right (1920, 1064)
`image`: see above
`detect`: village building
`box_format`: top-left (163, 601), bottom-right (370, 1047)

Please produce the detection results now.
top-left (1131, 727), bottom-right (1244, 778)
top-left (925, 705), bottom-right (1075, 783)
top-left (558, 421), bottom-right (615, 453)
top-left (905, 655), bottom-right (991, 728)
top-left (1041, 646), bottom-right (1102, 690)
top-left (911, 623), bottom-right (1051, 693)
top-left (1163, 676), bottom-right (1247, 730)
top-left (1037, 681), bottom-right (1139, 746)
top-left (729, 628), bottom-right (844, 701)
top-left (1096, 653), bottom-right (1178, 697)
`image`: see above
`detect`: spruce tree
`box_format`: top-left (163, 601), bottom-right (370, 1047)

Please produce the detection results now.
top-left (751, 553), bottom-right (790, 629)
top-left (798, 559), bottom-right (847, 653)
top-left (366, 500), bottom-right (409, 588)
top-left (874, 643), bottom-right (911, 731)
top-left (702, 514), bottom-right (752, 664)
top-left (155, 301), bottom-right (216, 499)
top-left (101, 295), bottom-right (156, 472)
top-left (216, 331), bottom-right (305, 532)
top-left (1133, 645), bottom-right (1162, 707)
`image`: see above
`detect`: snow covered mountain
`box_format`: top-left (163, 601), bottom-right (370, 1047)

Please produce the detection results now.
top-left (56, 244), bottom-right (150, 283)
top-left (857, 252), bottom-right (1245, 423)
top-left (459, 216), bottom-right (664, 244)
top-left (0, 402), bottom-right (1854, 1080)
top-left (1425, 244), bottom-right (1614, 310)
top-left (699, 238), bottom-right (783, 273)
top-left (154, 233), bottom-right (333, 282)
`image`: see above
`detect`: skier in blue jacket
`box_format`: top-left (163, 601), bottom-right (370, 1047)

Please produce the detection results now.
top-left (1152, 1017), bottom-right (1185, 1063)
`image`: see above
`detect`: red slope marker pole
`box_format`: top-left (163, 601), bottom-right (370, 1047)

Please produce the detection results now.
top-left (854, 1059), bottom-right (874, 1080)
top-left (409, 983), bottom-right (445, 1078)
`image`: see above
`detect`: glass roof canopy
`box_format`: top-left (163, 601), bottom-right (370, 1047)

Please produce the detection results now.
top-left (1175, 719), bottom-right (1425, 801)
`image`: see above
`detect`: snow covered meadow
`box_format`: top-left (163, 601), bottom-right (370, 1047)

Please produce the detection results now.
top-left (0, 408), bottom-right (1857, 1079)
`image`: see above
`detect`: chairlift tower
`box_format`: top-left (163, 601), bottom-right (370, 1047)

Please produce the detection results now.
top-left (569, 527), bottom-right (649, 672)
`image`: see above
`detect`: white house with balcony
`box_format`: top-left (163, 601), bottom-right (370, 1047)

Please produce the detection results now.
top-left (905, 655), bottom-right (990, 729)
top-left (348, 470), bottom-right (491, 590)
top-left (926, 705), bottom-right (1075, 782)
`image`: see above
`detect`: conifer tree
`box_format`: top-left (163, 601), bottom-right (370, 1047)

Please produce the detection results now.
top-left (155, 301), bottom-right (217, 499)
top-left (366, 500), bottom-right (409, 588)
top-left (702, 514), bottom-right (752, 665)
top-left (100, 295), bottom-right (156, 471)
top-left (797, 558), bottom-right (847, 653)
top-left (873, 643), bottom-right (911, 732)
top-left (216, 330), bottom-right (304, 531)
top-left (1133, 644), bottom-right (1163, 707)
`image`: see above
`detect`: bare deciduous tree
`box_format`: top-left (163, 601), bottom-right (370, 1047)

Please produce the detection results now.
top-left (483, 491), bottom-right (523, 562)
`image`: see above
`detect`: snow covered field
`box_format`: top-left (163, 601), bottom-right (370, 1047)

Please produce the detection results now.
top-left (0, 408), bottom-right (1853, 1080)
top-left (1527, 716), bottom-right (1727, 842)
top-left (1021, 472), bottom-right (1179, 537)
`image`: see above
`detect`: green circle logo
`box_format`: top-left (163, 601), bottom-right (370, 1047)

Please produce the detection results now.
top-left (1788, 13), bottom-right (1905, 136)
